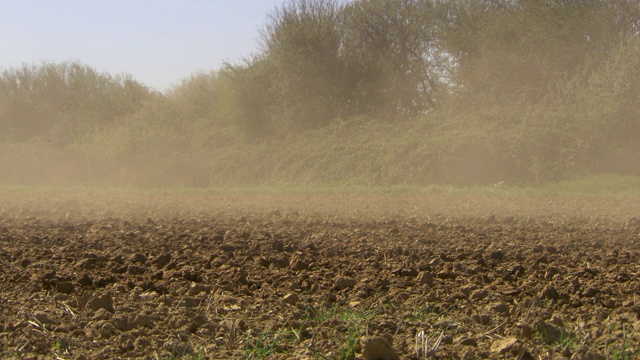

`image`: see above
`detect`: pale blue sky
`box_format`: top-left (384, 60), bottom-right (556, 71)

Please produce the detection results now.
top-left (0, 0), bottom-right (283, 91)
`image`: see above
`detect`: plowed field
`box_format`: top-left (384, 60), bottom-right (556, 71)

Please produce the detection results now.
top-left (1, 192), bottom-right (639, 359)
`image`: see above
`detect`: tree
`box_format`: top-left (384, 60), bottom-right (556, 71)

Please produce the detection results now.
top-left (442, 0), bottom-right (640, 106)
top-left (222, 58), bottom-right (275, 139)
top-left (248, 0), bottom-right (451, 132)
top-left (261, 0), bottom-right (347, 130)
top-left (0, 61), bottom-right (151, 144)
top-left (342, 0), bottom-right (448, 114)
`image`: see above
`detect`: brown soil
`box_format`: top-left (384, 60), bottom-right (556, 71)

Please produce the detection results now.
top-left (0, 192), bottom-right (638, 359)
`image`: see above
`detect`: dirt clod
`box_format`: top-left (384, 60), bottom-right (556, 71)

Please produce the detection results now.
top-left (86, 294), bottom-right (115, 313)
top-left (0, 193), bottom-right (638, 359)
top-left (540, 284), bottom-right (560, 300)
top-left (471, 289), bottom-right (488, 300)
top-left (282, 293), bottom-right (300, 306)
top-left (415, 271), bottom-right (433, 286)
top-left (582, 287), bottom-right (600, 297)
top-left (492, 302), bottom-right (510, 316)
top-left (33, 311), bottom-right (58, 326)
top-left (359, 336), bottom-right (399, 360)
top-left (490, 337), bottom-right (522, 355)
top-left (335, 276), bottom-right (357, 289)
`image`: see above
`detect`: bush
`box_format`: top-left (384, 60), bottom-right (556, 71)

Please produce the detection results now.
top-left (2, 1), bottom-right (640, 187)
top-left (0, 61), bottom-right (151, 145)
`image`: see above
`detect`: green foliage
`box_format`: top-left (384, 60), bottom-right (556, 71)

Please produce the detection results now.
top-left (449, 1), bottom-right (626, 105)
top-left (222, 59), bottom-right (275, 138)
top-left (230, 0), bottom-right (450, 135)
top-left (0, 61), bottom-right (151, 145)
top-left (603, 323), bottom-right (639, 360)
top-left (342, 0), bottom-right (447, 113)
top-left (80, 69), bottom-right (239, 157)
top-left (260, 0), bottom-right (347, 130)
top-left (304, 305), bottom-right (377, 359)
top-left (439, 0), bottom-right (640, 182)
top-left (244, 327), bottom-right (290, 359)
top-left (1, 1), bottom-right (640, 187)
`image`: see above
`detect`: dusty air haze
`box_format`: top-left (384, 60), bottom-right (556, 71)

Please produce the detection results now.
top-left (0, 3), bottom-right (640, 356)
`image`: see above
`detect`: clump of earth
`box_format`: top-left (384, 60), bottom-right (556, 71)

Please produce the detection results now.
top-left (0, 192), bottom-right (638, 359)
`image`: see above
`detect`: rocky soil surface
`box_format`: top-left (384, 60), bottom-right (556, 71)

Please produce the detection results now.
top-left (0, 192), bottom-right (639, 359)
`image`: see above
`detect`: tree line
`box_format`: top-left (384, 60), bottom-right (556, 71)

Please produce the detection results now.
top-left (1, 0), bottom-right (639, 184)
